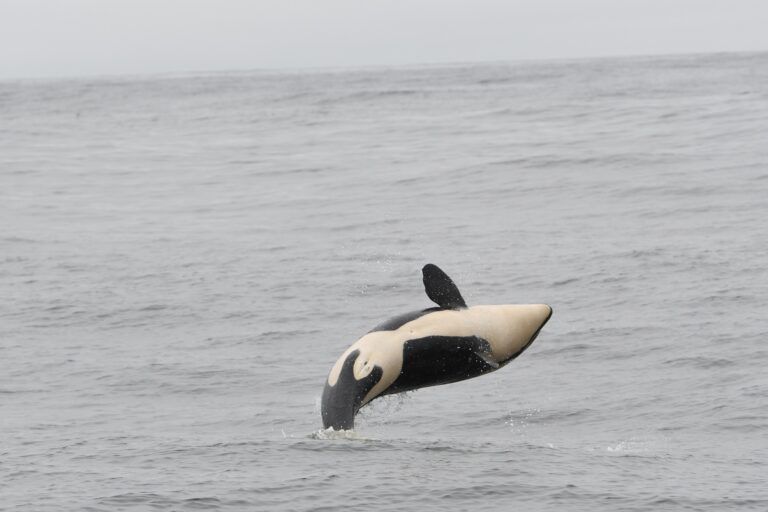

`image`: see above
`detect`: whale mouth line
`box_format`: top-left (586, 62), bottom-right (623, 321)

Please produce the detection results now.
top-left (500, 306), bottom-right (553, 366)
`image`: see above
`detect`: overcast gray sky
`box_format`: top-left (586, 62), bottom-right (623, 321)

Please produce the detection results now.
top-left (1, 0), bottom-right (767, 79)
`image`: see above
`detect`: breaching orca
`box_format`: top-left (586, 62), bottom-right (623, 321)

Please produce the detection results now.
top-left (321, 264), bottom-right (552, 430)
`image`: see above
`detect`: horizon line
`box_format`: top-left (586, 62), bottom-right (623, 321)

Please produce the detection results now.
top-left (2, 48), bottom-right (766, 84)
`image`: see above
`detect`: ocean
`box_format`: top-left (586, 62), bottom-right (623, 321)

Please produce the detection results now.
top-left (1, 51), bottom-right (767, 511)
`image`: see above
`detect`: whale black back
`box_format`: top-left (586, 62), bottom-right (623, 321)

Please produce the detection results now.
top-left (369, 308), bottom-right (441, 332)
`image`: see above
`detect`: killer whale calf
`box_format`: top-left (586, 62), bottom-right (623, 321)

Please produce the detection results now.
top-left (321, 264), bottom-right (552, 430)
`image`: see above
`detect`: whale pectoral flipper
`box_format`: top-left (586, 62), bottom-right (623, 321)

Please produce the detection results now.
top-left (422, 264), bottom-right (467, 309)
top-left (384, 335), bottom-right (496, 395)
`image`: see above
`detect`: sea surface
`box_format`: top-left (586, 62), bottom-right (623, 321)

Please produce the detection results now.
top-left (2, 52), bottom-right (767, 511)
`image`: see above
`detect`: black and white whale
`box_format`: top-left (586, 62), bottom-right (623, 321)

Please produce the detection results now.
top-left (321, 264), bottom-right (552, 430)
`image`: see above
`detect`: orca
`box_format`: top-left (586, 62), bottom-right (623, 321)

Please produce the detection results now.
top-left (321, 264), bottom-right (552, 430)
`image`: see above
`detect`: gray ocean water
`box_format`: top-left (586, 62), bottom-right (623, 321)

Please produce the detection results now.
top-left (2, 52), bottom-right (768, 511)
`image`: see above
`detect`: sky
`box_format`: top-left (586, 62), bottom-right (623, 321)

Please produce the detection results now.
top-left (1, 0), bottom-right (767, 79)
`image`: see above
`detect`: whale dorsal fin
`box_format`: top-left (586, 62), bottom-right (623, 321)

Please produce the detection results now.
top-left (422, 264), bottom-right (467, 309)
